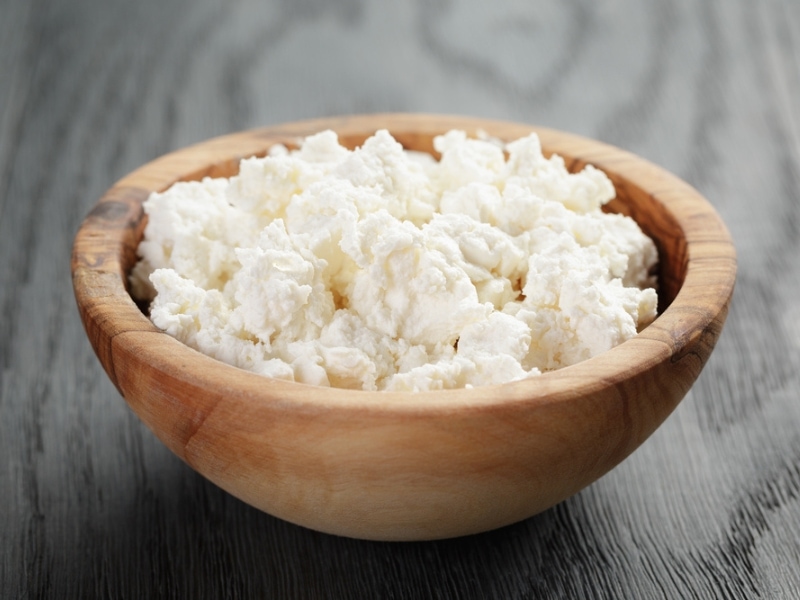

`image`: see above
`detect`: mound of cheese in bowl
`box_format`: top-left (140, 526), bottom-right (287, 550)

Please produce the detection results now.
top-left (130, 128), bottom-right (658, 391)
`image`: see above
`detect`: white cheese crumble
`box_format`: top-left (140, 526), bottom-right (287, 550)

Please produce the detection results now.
top-left (130, 129), bottom-right (658, 391)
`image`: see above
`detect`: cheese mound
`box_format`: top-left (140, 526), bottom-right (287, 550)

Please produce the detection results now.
top-left (131, 129), bottom-right (658, 391)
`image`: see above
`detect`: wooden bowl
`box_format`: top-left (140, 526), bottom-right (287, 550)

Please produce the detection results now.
top-left (72, 114), bottom-right (736, 541)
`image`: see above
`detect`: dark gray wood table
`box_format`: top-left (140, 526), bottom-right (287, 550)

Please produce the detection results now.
top-left (2, 1), bottom-right (799, 597)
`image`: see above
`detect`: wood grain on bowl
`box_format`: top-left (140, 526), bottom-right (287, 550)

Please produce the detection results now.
top-left (71, 114), bottom-right (736, 540)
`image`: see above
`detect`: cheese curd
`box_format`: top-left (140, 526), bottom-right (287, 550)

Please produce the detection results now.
top-left (131, 129), bottom-right (658, 391)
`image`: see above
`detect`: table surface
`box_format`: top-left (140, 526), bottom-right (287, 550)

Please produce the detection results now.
top-left (2, 0), bottom-right (799, 597)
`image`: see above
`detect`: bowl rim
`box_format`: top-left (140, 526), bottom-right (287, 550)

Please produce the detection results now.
top-left (71, 113), bottom-right (737, 416)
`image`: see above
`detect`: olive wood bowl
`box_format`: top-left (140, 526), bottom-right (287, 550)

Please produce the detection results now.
top-left (72, 114), bottom-right (736, 541)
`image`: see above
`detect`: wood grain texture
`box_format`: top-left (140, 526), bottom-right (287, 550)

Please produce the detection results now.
top-left (2, 0), bottom-right (799, 596)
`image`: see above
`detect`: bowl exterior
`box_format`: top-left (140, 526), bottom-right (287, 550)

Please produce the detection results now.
top-left (72, 114), bottom-right (736, 540)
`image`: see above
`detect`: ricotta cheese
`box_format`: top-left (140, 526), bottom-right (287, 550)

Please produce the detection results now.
top-left (131, 129), bottom-right (658, 391)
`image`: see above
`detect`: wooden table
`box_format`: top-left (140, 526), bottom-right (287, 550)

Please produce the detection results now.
top-left (2, 1), bottom-right (799, 597)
